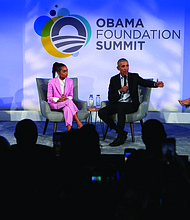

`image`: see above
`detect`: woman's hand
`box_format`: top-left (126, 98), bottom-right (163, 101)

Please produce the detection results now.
top-left (58, 95), bottom-right (68, 102)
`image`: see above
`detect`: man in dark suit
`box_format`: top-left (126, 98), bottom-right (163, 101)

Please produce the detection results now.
top-left (98, 58), bottom-right (164, 146)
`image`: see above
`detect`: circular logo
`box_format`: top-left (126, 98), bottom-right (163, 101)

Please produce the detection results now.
top-left (34, 8), bottom-right (91, 58)
top-left (51, 16), bottom-right (87, 54)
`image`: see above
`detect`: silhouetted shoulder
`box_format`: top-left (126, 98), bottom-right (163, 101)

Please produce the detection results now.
top-left (34, 144), bottom-right (53, 155)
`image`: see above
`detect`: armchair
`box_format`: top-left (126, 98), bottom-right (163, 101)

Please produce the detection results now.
top-left (101, 79), bottom-right (153, 142)
top-left (36, 78), bottom-right (89, 134)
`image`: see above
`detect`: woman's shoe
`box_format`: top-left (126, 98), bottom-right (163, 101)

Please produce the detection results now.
top-left (178, 100), bottom-right (185, 106)
top-left (178, 100), bottom-right (190, 108)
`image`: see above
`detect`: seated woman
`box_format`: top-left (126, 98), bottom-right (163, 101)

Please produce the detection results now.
top-left (47, 62), bottom-right (83, 131)
top-left (178, 98), bottom-right (190, 109)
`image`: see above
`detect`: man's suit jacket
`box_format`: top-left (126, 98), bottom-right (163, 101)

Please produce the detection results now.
top-left (108, 72), bottom-right (156, 109)
top-left (47, 76), bottom-right (73, 108)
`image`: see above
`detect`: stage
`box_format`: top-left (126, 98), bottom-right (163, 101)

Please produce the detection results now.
top-left (1, 120), bottom-right (190, 161)
top-left (1, 110), bottom-right (190, 123)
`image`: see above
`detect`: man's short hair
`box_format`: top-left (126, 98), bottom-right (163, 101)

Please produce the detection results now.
top-left (117, 58), bottom-right (128, 66)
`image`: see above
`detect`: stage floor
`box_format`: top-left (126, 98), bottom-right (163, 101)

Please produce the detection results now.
top-left (0, 121), bottom-right (190, 160)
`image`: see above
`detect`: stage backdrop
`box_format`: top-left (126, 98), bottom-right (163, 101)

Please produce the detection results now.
top-left (1, 0), bottom-right (189, 111)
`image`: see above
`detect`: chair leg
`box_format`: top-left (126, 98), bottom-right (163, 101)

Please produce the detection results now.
top-left (130, 122), bottom-right (135, 142)
top-left (43, 119), bottom-right (49, 135)
top-left (103, 124), bottom-right (109, 140)
top-left (53, 122), bottom-right (58, 133)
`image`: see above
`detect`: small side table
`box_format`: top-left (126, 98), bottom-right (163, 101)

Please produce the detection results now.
top-left (87, 106), bottom-right (101, 127)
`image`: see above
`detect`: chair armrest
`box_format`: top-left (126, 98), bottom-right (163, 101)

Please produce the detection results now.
top-left (40, 100), bottom-right (51, 118)
top-left (124, 101), bottom-right (149, 122)
top-left (101, 100), bottom-right (110, 108)
top-left (136, 101), bottom-right (149, 119)
top-left (73, 99), bottom-right (88, 110)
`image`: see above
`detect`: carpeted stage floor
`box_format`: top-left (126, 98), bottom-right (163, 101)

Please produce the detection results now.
top-left (0, 121), bottom-right (190, 160)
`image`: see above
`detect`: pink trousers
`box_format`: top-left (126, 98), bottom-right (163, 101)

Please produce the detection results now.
top-left (49, 99), bottom-right (78, 126)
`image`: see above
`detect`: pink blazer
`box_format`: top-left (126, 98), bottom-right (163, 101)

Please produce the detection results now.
top-left (47, 76), bottom-right (73, 108)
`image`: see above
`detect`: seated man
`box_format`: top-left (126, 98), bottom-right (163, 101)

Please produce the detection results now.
top-left (98, 58), bottom-right (164, 146)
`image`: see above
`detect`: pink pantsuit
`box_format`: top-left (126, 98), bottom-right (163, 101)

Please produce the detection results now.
top-left (47, 76), bottom-right (78, 126)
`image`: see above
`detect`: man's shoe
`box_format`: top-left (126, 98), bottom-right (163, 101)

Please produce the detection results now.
top-left (116, 130), bottom-right (128, 138)
top-left (109, 130), bottom-right (128, 147)
top-left (109, 136), bottom-right (125, 147)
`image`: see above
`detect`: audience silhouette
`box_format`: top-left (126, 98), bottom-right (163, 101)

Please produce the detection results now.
top-left (142, 119), bottom-right (167, 155)
top-left (10, 119), bottom-right (54, 214)
top-left (60, 124), bottom-right (100, 168)
top-left (0, 135), bottom-right (11, 168)
top-left (58, 124), bottom-right (115, 219)
top-left (11, 119), bottom-right (54, 176)
top-left (0, 136), bottom-right (11, 209)
top-left (116, 119), bottom-right (190, 220)
top-left (0, 118), bottom-right (189, 218)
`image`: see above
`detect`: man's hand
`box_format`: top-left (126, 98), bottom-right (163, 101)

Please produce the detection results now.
top-left (156, 78), bottom-right (164, 87)
top-left (119, 86), bottom-right (128, 93)
top-left (58, 94), bottom-right (68, 102)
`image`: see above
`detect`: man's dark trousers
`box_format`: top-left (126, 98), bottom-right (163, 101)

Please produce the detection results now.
top-left (98, 102), bottom-right (137, 137)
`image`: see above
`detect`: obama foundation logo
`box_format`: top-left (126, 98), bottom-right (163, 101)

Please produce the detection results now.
top-left (34, 6), bottom-right (91, 58)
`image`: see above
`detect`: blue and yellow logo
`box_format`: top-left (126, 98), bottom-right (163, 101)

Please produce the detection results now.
top-left (34, 6), bottom-right (91, 58)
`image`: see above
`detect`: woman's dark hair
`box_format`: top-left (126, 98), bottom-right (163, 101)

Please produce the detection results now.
top-left (52, 62), bottom-right (67, 78)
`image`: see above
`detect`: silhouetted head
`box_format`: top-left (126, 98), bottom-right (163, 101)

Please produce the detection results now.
top-left (142, 119), bottom-right (167, 155)
top-left (14, 119), bottom-right (38, 145)
top-left (80, 124), bottom-right (100, 159)
top-left (60, 124), bottom-right (100, 167)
